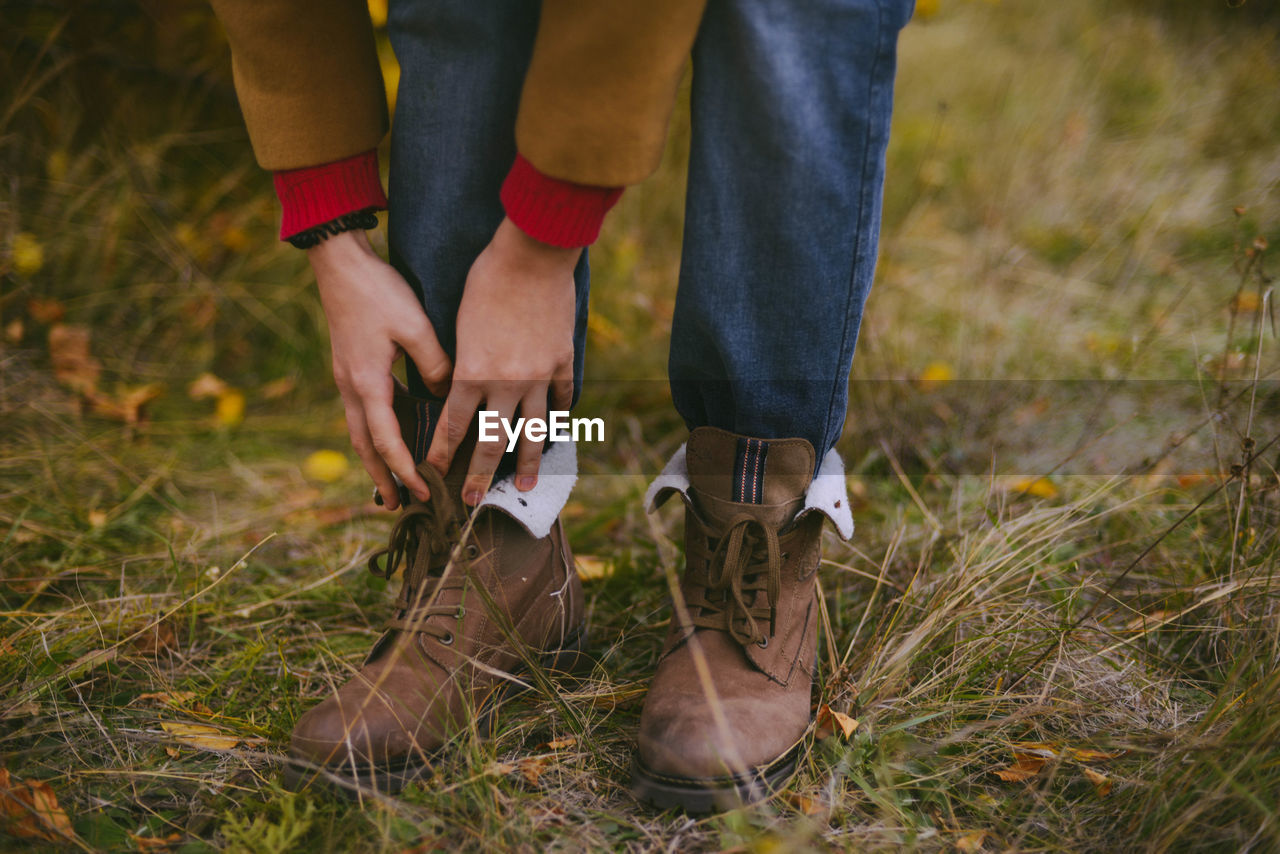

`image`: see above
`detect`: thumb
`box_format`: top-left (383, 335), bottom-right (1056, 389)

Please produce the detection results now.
top-left (400, 322), bottom-right (453, 397)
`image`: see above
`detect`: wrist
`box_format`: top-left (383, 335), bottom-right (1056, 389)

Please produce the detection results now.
top-left (492, 217), bottom-right (581, 273)
top-left (306, 228), bottom-right (376, 275)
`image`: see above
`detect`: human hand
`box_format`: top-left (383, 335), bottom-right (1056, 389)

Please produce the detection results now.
top-left (425, 216), bottom-right (580, 505)
top-left (308, 229), bottom-right (452, 510)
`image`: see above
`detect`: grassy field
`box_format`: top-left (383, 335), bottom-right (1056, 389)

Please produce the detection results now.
top-left (3, 0), bottom-right (1279, 850)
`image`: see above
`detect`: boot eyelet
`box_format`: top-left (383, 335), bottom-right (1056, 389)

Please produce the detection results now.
top-left (440, 632), bottom-right (454, 646)
top-left (455, 606), bottom-right (465, 619)
top-left (757, 637), bottom-right (769, 649)
top-left (464, 544), bottom-right (479, 559)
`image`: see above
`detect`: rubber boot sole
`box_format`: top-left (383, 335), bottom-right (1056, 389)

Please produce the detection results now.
top-left (629, 738), bottom-right (805, 813)
top-left (282, 625), bottom-right (590, 798)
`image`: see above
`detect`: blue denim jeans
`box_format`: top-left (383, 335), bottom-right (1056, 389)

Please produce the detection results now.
top-left (389, 0), bottom-right (913, 463)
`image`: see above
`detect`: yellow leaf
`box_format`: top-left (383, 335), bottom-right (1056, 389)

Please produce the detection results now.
top-left (220, 225), bottom-right (249, 252)
top-left (787, 793), bottom-right (824, 816)
top-left (956, 830), bottom-right (988, 853)
top-left (88, 510), bottom-right (107, 528)
top-left (1231, 291), bottom-right (1261, 313)
top-left (913, 0), bottom-right (940, 19)
top-left (1007, 741), bottom-right (1058, 758)
top-left (1082, 766), bottom-right (1112, 796)
top-left (4, 318), bottom-right (23, 344)
top-left (993, 758), bottom-right (1044, 782)
top-left (1010, 477), bottom-right (1058, 499)
top-left (574, 555), bottom-right (613, 582)
top-left (304, 449), bottom-right (350, 483)
top-left (46, 150), bottom-right (69, 181)
top-left (187, 372), bottom-right (228, 400)
top-left (11, 232), bottom-right (44, 275)
top-left (1068, 747), bottom-right (1125, 763)
top-left (159, 722), bottom-right (238, 751)
top-left (214, 389), bottom-right (245, 428)
top-left (544, 737), bottom-right (577, 751)
top-left (815, 704), bottom-right (859, 740)
top-left (587, 312), bottom-right (623, 345)
top-left (129, 831), bottom-right (183, 850)
top-left (0, 768), bottom-right (79, 843)
top-left (367, 0), bottom-right (388, 27)
top-left (918, 360), bottom-right (953, 390)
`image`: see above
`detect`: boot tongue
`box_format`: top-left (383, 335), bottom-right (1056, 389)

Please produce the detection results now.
top-left (685, 427), bottom-right (815, 530)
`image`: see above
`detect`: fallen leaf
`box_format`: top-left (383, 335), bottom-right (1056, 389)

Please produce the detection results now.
top-left (1067, 747), bottom-right (1125, 763)
top-left (1231, 291), bottom-right (1261, 313)
top-left (260, 376), bottom-right (296, 400)
top-left (815, 704), bottom-right (859, 740)
top-left (88, 509), bottom-right (108, 528)
top-left (574, 555), bottom-right (613, 582)
top-left (484, 761), bottom-right (516, 777)
top-left (136, 691), bottom-right (211, 715)
top-left (787, 793), bottom-right (825, 816)
top-left (159, 722), bottom-right (239, 751)
top-left (1006, 741), bottom-right (1058, 758)
top-left (993, 756), bottom-right (1045, 782)
top-left (187, 372), bottom-right (228, 400)
top-left (1082, 766), bottom-right (1112, 796)
top-left (214, 389), bottom-right (245, 428)
top-left (48, 323), bottom-right (101, 394)
top-left (956, 830), bottom-right (988, 853)
top-left (3, 318), bottom-right (22, 344)
top-left (304, 450), bottom-right (350, 483)
top-left (11, 232), bottom-right (45, 275)
top-left (0, 768), bottom-right (78, 842)
top-left (90, 383), bottom-right (163, 426)
top-left (544, 737), bottom-right (577, 751)
top-left (129, 831), bottom-right (183, 850)
top-left (133, 622), bottom-right (177, 656)
top-left (26, 297), bottom-right (64, 324)
top-left (918, 360), bottom-right (954, 390)
top-left (519, 757), bottom-right (549, 785)
top-left (1010, 477), bottom-right (1058, 499)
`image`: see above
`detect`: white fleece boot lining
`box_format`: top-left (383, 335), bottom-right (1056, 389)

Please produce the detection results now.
top-left (475, 439), bottom-right (577, 539)
top-left (643, 443), bottom-right (854, 540)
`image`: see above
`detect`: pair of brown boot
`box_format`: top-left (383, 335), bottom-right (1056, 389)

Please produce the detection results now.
top-left (286, 397), bottom-right (831, 812)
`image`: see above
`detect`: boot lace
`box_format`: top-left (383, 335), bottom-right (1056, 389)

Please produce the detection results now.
top-left (367, 463), bottom-right (466, 641)
top-left (690, 513), bottom-right (783, 647)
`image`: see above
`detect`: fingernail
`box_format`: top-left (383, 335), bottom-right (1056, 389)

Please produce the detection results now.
top-left (464, 490), bottom-right (482, 506)
top-left (517, 475), bottom-right (536, 491)
top-left (415, 490), bottom-right (430, 503)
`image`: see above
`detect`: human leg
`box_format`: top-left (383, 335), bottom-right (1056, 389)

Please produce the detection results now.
top-left (286, 1), bottom-right (589, 794)
top-left (635, 0), bottom-right (914, 810)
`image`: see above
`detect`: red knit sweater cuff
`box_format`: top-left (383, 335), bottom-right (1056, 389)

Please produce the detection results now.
top-left (500, 154), bottom-right (623, 248)
top-left (272, 150), bottom-right (388, 241)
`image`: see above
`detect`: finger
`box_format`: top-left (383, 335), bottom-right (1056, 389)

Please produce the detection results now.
top-left (463, 392), bottom-right (519, 507)
top-left (426, 383), bottom-right (483, 477)
top-left (398, 315), bottom-right (454, 398)
top-left (515, 387), bottom-right (547, 492)
top-left (360, 379), bottom-right (432, 503)
top-left (550, 364), bottom-right (574, 412)
top-left (341, 390), bottom-right (401, 511)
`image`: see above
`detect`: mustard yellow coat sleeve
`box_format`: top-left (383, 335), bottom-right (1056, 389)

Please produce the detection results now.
top-left (208, 0), bottom-right (388, 170)
top-left (210, 0), bottom-right (707, 186)
top-left (517, 0), bottom-right (709, 187)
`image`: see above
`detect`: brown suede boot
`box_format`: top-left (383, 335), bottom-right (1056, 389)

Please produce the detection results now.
top-left (285, 388), bottom-right (587, 795)
top-left (633, 426), bottom-right (826, 811)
